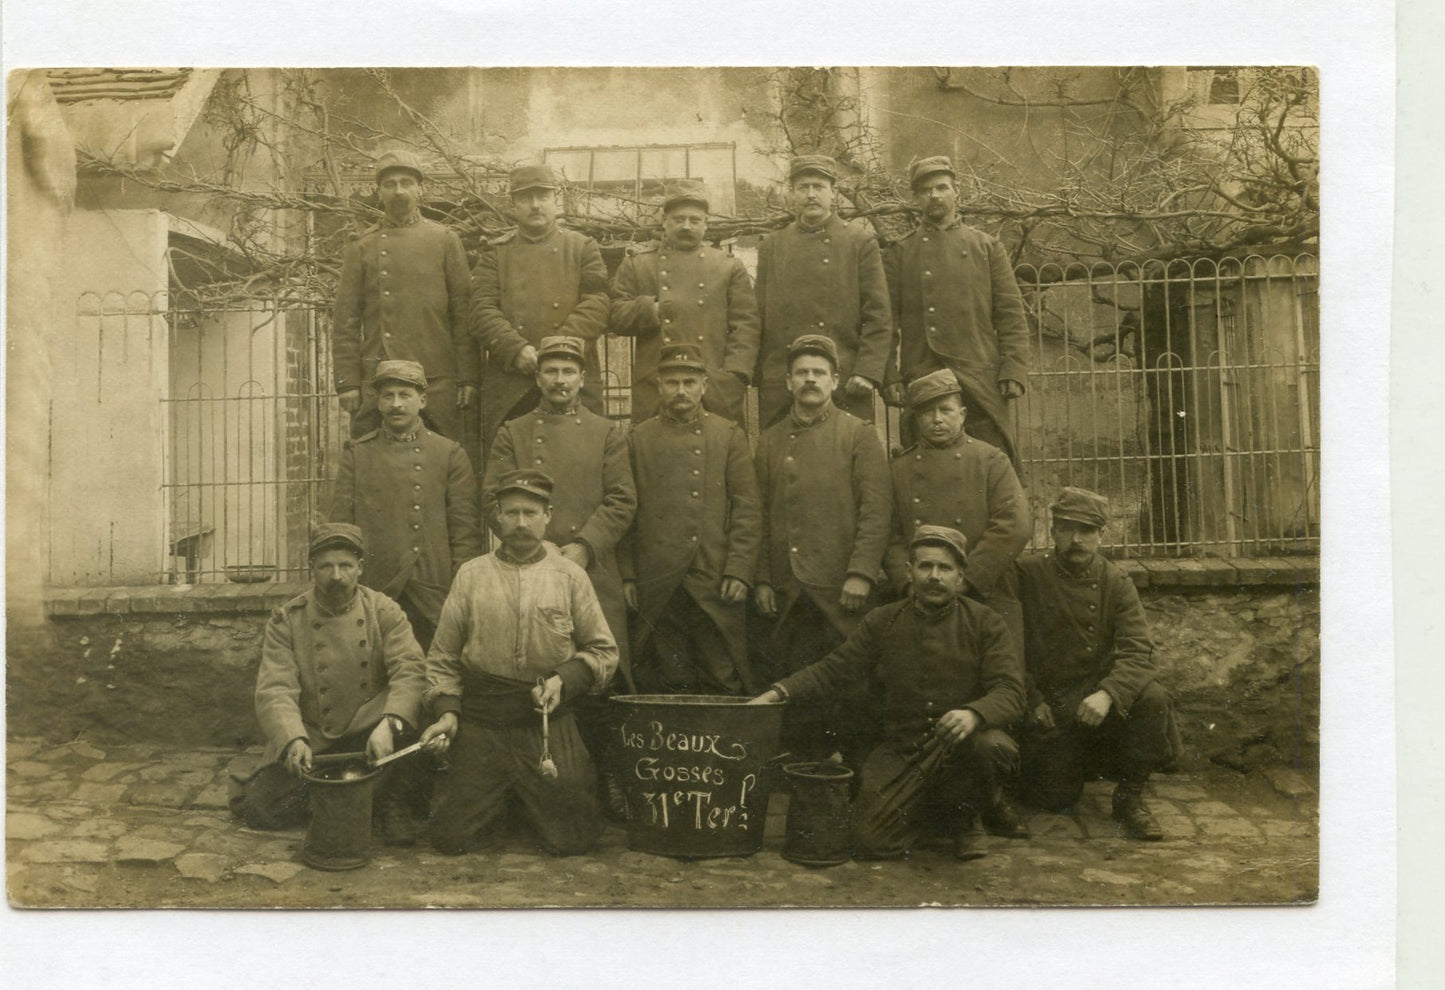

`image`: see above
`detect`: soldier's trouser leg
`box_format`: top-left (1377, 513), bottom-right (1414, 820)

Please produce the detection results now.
top-left (702, 370), bottom-right (747, 426)
top-left (852, 743), bottom-right (928, 860)
top-left (768, 594), bottom-right (848, 759)
top-left (975, 588), bottom-right (1024, 666)
top-left (236, 763), bottom-right (309, 830)
top-left (512, 712), bottom-right (601, 856)
top-left (1113, 681), bottom-right (1177, 785)
top-left (396, 591), bottom-right (437, 653)
top-left (757, 384), bottom-right (792, 429)
top-left (419, 379), bottom-right (460, 440)
top-left (1019, 720), bottom-right (1089, 812)
top-left (630, 379), bottom-right (660, 424)
top-left (429, 719), bottom-right (524, 854)
top-left (643, 589), bottom-right (745, 696)
top-left (932, 728), bottom-right (1020, 820)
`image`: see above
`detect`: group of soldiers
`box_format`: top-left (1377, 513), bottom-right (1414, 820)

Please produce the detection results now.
top-left (233, 150), bottom-right (1180, 862)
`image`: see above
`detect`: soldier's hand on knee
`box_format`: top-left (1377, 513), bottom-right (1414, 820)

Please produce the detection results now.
top-left (1075, 690), bottom-right (1113, 728)
top-left (284, 738), bottom-right (313, 777)
top-left (935, 708), bottom-right (980, 746)
top-left (421, 713), bottom-right (458, 755)
top-left (719, 577), bottom-right (748, 604)
top-left (338, 389), bottom-right (362, 415)
top-left (839, 575), bottom-right (872, 613)
top-left (755, 583), bottom-right (778, 618)
top-left (1032, 701), bottom-right (1056, 730)
top-left (365, 717), bottom-right (396, 763)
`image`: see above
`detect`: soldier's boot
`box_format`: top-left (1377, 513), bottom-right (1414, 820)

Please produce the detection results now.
top-left (981, 786), bottom-right (1031, 840)
top-left (1112, 778), bottom-right (1164, 841)
top-left (376, 793), bottom-right (419, 847)
top-left (953, 807), bottom-right (988, 862)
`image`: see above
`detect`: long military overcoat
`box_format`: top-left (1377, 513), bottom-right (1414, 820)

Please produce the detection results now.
top-left (883, 219), bottom-right (1030, 460)
top-left (332, 216), bottom-right (477, 393)
top-left (754, 406), bottom-right (892, 637)
top-left (610, 241), bottom-right (759, 422)
top-left (619, 410), bottom-right (761, 684)
top-left (469, 226), bottom-right (611, 448)
top-left (254, 585), bottom-right (427, 764)
top-left (330, 428), bottom-right (484, 625)
top-left (482, 405), bottom-right (637, 687)
top-left (753, 215), bottom-right (892, 396)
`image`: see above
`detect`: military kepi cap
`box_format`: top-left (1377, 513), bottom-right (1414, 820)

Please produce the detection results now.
top-left (1051, 486), bottom-right (1110, 528)
top-left (909, 524), bottom-right (969, 564)
top-left (375, 149), bottom-right (425, 183)
top-left (907, 368), bottom-right (964, 409)
top-left (909, 155), bottom-right (956, 190)
top-left (663, 178), bottom-right (709, 213)
top-left (786, 333), bottom-right (839, 370)
top-left (371, 359), bottom-right (428, 391)
top-left (656, 343), bottom-right (708, 373)
top-left (510, 164), bottom-right (560, 193)
top-left (310, 522), bottom-right (365, 558)
top-left (535, 335), bottom-right (586, 366)
top-left (788, 154), bottom-right (838, 182)
top-left (494, 468), bottom-right (555, 504)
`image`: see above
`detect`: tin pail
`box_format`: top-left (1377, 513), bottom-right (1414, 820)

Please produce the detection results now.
top-left (300, 761), bottom-right (381, 870)
top-left (610, 694), bottom-right (785, 858)
top-left (781, 761), bottom-right (855, 866)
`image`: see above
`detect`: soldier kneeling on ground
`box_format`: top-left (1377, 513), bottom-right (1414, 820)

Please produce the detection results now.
top-left (1013, 487), bottom-right (1184, 841)
top-left (232, 523), bottom-right (428, 845)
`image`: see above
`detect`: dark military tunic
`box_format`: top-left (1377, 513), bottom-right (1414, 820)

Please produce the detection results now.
top-left (754, 214), bottom-right (892, 424)
top-left (254, 585), bottom-right (427, 764)
top-left (619, 410), bottom-right (761, 691)
top-left (469, 225), bottom-right (611, 450)
top-left (482, 404), bottom-right (637, 686)
top-left (332, 215), bottom-right (477, 428)
top-left (754, 405), bottom-right (892, 632)
top-left (883, 432), bottom-right (1031, 598)
top-left (1013, 551), bottom-right (1157, 717)
top-left (610, 241), bottom-right (760, 423)
top-left (883, 218), bottom-right (1030, 461)
top-left (330, 428), bottom-right (484, 630)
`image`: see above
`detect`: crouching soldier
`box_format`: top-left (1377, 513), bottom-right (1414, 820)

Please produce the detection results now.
top-left (419, 469), bottom-right (619, 856)
top-left (1014, 487), bottom-right (1182, 840)
top-left (749, 526), bottom-right (1026, 861)
top-left (235, 523), bottom-right (428, 845)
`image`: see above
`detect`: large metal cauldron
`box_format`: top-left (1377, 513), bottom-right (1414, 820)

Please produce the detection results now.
top-left (300, 760), bottom-right (381, 870)
top-left (610, 695), bottom-right (785, 859)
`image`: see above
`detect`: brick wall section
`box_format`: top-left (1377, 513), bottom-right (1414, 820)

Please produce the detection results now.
top-left (20, 559), bottom-right (1319, 764)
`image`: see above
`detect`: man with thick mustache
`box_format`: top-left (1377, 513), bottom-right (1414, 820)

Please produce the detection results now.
top-left (240, 523), bottom-right (427, 844)
top-left (1014, 487), bottom-right (1181, 840)
top-left (470, 164), bottom-right (611, 459)
top-left (753, 334), bottom-right (891, 759)
top-left (331, 360), bottom-right (483, 650)
top-left (753, 155), bottom-right (892, 426)
top-left (610, 179), bottom-right (759, 425)
top-left (750, 525), bottom-right (1025, 861)
top-left (420, 470), bottom-right (618, 855)
top-left (883, 156), bottom-right (1031, 465)
top-left (620, 344), bottom-right (762, 695)
top-left (332, 150), bottom-right (477, 442)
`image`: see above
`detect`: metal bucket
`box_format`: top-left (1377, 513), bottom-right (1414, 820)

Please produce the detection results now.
top-left (610, 694), bottom-right (785, 859)
top-left (781, 761), bottom-right (855, 866)
top-left (300, 760), bottom-right (381, 871)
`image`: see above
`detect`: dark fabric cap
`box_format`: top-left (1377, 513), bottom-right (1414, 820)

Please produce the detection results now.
top-left (656, 343), bottom-right (708, 373)
top-left (907, 368), bottom-right (964, 409)
top-left (535, 335), bottom-right (586, 366)
top-left (375, 149), bottom-right (425, 183)
top-left (788, 154), bottom-right (838, 182)
top-left (370, 359), bottom-right (428, 391)
top-left (909, 155), bottom-right (956, 189)
top-left (310, 522), bottom-right (365, 558)
top-left (1050, 486), bottom-right (1110, 528)
top-left (510, 164), bottom-right (560, 193)
top-left (663, 178), bottom-right (709, 213)
top-left (494, 468), bottom-right (555, 504)
top-left (909, 524), bottom-right (968, 564)
top-left (786, 333), bottom-right (839, 370)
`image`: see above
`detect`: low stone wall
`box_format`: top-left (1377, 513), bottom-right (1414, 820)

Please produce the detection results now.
top-left (11, 561), bottom-right (1319, 772)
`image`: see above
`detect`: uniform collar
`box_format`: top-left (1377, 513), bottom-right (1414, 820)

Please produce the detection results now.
top-left (496, 543), bottom-right (547, 566)
top-left (381, 210), bottom-right (422, 229)
top-left (795, 213), bottom-right (836, 234)
top-left (1051, 551), bottom-right (1101, 580)
top-left (789, 400), bottom-right (834, 428)
top-left (535, 400), bottom-right (581, 416)
top-left (921, 214), bottom-right (964, 232)
top-left (517, 223), bottom-right (558, 243)
top-left (919, 429), bottom-right (968, 450)
top-left (381, 424), bottom-right (425, 442)
top-left (910, 595), bottom-right (959, 621)
top-left (311, 587), bottom-right (360, 616)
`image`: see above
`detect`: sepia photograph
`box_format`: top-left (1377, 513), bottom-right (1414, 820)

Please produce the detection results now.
top-left (7, 64), bottom-right (1322, 911)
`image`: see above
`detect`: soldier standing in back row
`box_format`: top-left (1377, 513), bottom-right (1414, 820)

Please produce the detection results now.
top-left (753, 155), bottom-right (892, 426)
top-left (330, 360), bottom-right (483, 651)
top-left (610, 179), bottom-right (759, 425)
top-left (883, 156), bottom-right (1031, 466)
top-left (332, 150), bottom-right (477, 441)
top-left (470, 164), bottom-right (611, 458)
top-left (620, 344), bottom-right (762, 695)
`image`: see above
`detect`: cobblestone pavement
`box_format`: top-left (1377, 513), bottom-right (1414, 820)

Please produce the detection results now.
top-left (6, 736), bottom-right (1318, 908)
